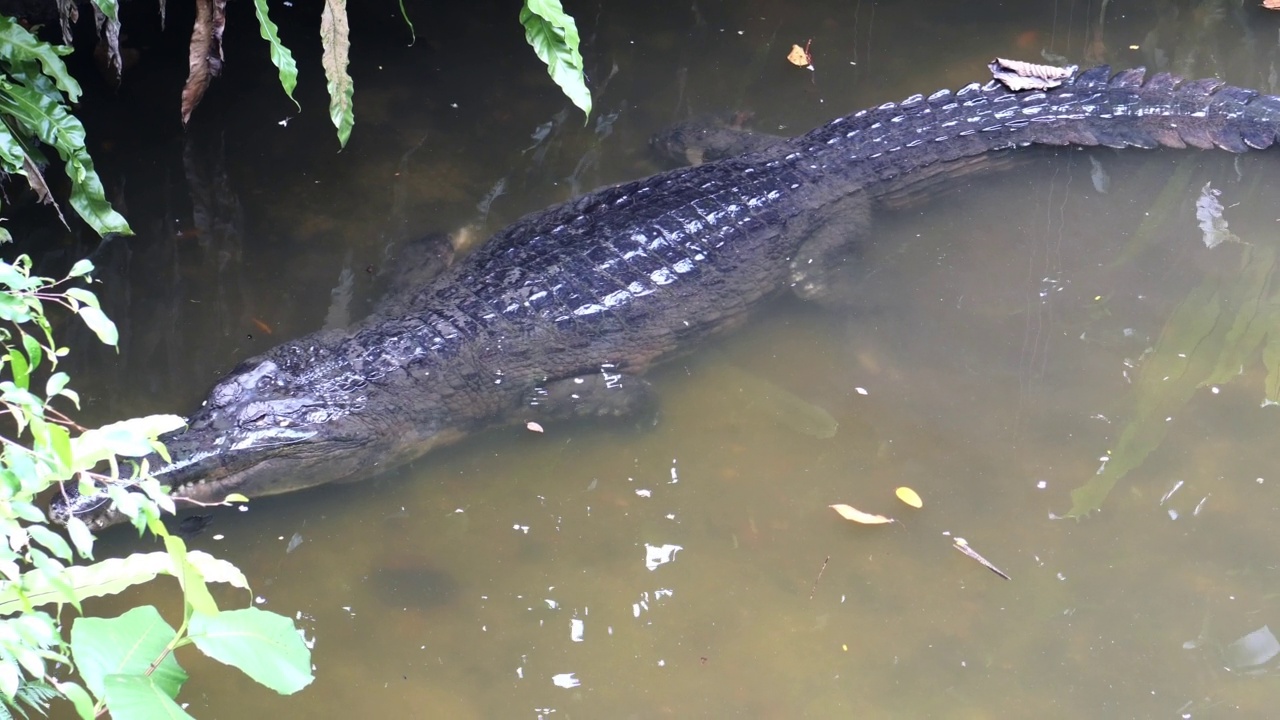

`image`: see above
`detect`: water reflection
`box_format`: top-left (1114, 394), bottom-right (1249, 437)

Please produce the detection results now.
top-left (37, 0), bottom-right (1280, 716)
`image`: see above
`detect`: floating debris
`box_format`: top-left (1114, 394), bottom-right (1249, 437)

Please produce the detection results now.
top-left (526, 421), bottom-right (545, 433)
top-left (952, 537), bottom-right (1010, 580)
top-left (895, 486), bottom-right (923, 509)
top-left (644, 543), bottom-right (683, 571)
top-left (551, 672), bottom-right (580, 689)
top-left (829, 504), bottom-right (895, 525)
top-left (787, 40), bottom-right (814, 70)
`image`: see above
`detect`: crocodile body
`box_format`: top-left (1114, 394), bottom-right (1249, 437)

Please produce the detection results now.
top-left (52, 66), bottom-right (1280, 528)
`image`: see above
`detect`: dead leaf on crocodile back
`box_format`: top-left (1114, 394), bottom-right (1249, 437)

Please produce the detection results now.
top-left (988, 57), bottom-right (1077, 91)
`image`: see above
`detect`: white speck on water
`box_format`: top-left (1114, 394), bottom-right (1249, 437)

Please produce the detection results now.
top-left (552, 673), bottom-right (580, 689)
top-left (570, 618), bottom-right (584, 642)
top-left (644, 543), bottom-right (683, 571)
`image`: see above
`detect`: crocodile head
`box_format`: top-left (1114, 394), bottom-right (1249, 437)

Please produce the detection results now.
top-left (50, 343), bottom-right (442, 530)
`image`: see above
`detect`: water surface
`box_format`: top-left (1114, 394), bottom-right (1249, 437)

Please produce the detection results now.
top-left (41, 0), bottom-right (1280, 717)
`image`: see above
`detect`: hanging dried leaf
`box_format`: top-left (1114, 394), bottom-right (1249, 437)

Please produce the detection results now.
top-left (894, 486), bottom-right (923, 509)
top-left (180, 0), bottom-right (227, 126)
top-left (321, 0), bottom-right (355, 148)
top-left (829, 504), bottom-right (895, 525)
top-left (952, 537), bottom-right (1010, 580)
top-left (21, 156), bottom-right (68, 229)
top-left (56, 0), bottom-right (79, 45)
top-left (92, 4), bottom-right (123, 88)
top-left (988, 57), bottom-right (1077, 91)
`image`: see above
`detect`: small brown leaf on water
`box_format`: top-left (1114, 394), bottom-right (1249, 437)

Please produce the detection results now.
top-left (526, 421), bottom-right (545, 433)
top-left (895, 486), bottom-right (923, 508)
top-left (829, 504), bottom-right (894, 525)
top-left (786, 41), bottom-right (813, 69)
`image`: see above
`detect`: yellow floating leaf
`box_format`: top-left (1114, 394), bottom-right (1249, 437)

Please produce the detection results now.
top-left (786, 41), bottom-right (813, 68)
top-left (829, 504), bottom-right (894, 525)
top-left (895, 486), bottom-right (923, 508)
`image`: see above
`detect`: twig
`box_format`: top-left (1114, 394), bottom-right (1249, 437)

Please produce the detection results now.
top-left (808, 556), bottom-right (830, 600)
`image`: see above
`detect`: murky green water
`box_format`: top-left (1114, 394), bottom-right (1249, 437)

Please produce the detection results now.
top-left (34, 0), bottom-right (1280, 717)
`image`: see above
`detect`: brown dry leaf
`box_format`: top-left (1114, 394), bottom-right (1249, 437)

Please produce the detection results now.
top-left (829, 504), bottom-right (895, 525)
top-left (21, 156), bottom-right (68, 229)
top-left (56, 0), bottom-right (78, 45)
top-left (895, 486), bottom-right (923, 509)
top-left (92, 4), bottom-right (123, 87)
top-left (181, 0), bottom-right (227, 125)
top-left (786, 41), bottom-right (813, 68)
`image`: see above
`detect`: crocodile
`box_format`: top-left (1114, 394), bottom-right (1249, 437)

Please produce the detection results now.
top-left (52, 65), bottom-right (1280, 529)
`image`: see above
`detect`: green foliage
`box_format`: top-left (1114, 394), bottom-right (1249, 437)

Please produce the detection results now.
top-left (188, 608), bottom-right (313, 694)
top-left (1068, 241), bottom-right (1280, 517)
top-left (251, 0), bottom-right (299, 112)
top-left (520, 0), bottom-right (592, 120)
top-left (0, 257), bottom-right (313, 718)
top-left (0, 14), bottom-right (130, 237)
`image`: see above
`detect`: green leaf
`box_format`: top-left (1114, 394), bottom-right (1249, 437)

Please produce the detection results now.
top-left (0, 550), bottom-right (248, 613)
top-left (44, 421), bottom-right (71, 474)
top-left (7, 348), bottom-right (28, 390)
top-left (64, 515), bottom-right (93, 559)
top-left (70, 606), bottom-right (186, 699)
top-left (1199, 245), bottom-right (1276, 387)
top-left (102, 674), bottom-right (194, 720)
top-left (163, 535), bottom-right (218, 617)
top-left (21, 332), bottom-right (41, 374)
top-left (188, 608), bottom-right (313, 695)
top-left (66, 259), bottom-right (93, 278)
top-left (1264, 328), bottom-right (1280, 406)
top-left (62, 287), bottom-right (99, 309)
top-left (251, 0), bottom-right (300, 111)
top-left (44, 371), bottom-right (69, 398)
top-left (25, 525), bottom-right (70, 562)
top-left (320, 0), bottom-right (354, 148)
top-left (53, 680), bottom-right (95, 720)
top-left (0, 656), bottom-right (18, 700)
top-left (0, 80), bottom-right (131, 236)
top-left (0, 15), bottom-right (81, 102)
top-left (397, 0), bottom-right (415, 43)
top-left (90, 0), bottom-right (120, 23)
top-left (519, 0), bottom-right (591, 120)
top-left (0, 293), bottom-right (30, 323)
top-left (0, 123), bottom-right (26, 175)
top-left (70, 415), bottom-right (185, 470)
top-left (73, 305), bottom-right (116, 346)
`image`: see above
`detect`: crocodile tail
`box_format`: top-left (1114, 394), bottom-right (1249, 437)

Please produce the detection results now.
top-left (800, 66), bottom-right (1280, 186)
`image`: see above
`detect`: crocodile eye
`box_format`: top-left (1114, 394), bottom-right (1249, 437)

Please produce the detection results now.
top-left (255, 375), bottom-right (276, 391)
